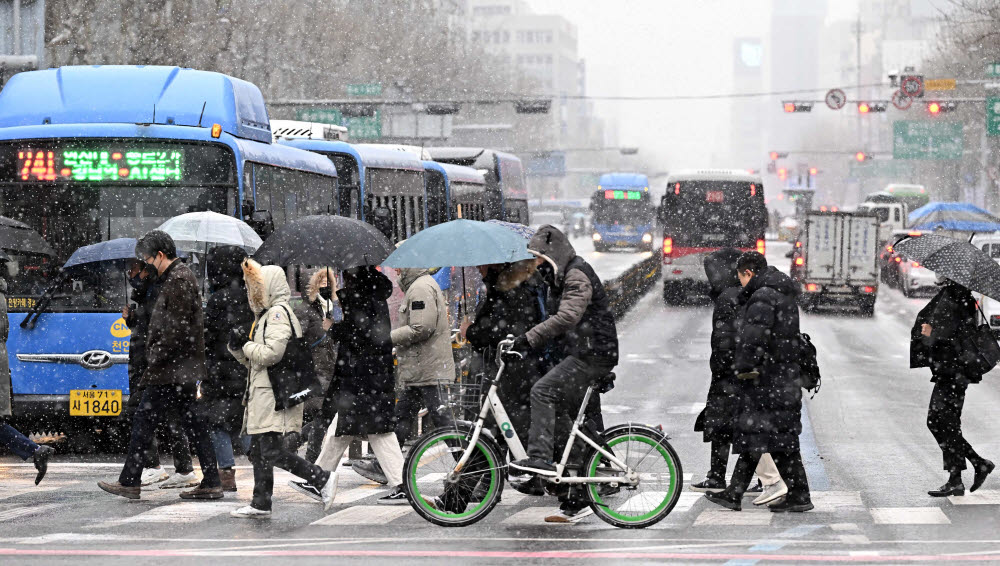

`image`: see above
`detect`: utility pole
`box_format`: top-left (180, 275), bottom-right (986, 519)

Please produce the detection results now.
top-left (855, 3), bottom-right (865, 202)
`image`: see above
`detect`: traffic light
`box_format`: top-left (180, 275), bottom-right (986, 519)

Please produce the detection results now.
top-left (855, 151), bottom-right (869, 162)
top-left (782, 101), bottom-right (813, 113)
top-left (809, 167), bottom-right (818, 175)
top-left (857, 101), bottom-right (888, 113)
top-left (770, 151), bottom-right (778, 160)
top-left (927, 101), bottom-right (957, 114)
top-left (769, 151), bottom-right (789, 160)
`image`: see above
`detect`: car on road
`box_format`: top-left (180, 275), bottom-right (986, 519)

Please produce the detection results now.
top-left (897, 259), bottom-right (937, 297)
top-left (971, 232), bottom-right (1000, 336)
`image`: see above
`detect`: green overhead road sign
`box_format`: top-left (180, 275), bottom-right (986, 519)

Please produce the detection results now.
top-left (987, 63), bottom-right (1000, 78)
top-left (346, 83), bottom-right (382, 97)
top-left (893, 120), bottom-right (963, 160)
top-left (296, 108), bottom-right (382, 140)
top-left (848, 160), bottom-right (914, 179)
top-left (987, 97), bottom-right (1000, 137)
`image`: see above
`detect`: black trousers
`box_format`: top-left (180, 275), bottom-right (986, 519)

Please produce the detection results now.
top-left (140, 422), bottom-right (194, 475)
top-left (927, 379), bottom-right (984, 472)
top-left (394, 385), bottom-right (453, 446)
top-left (729, 450), bottom-right (810, 503)
top-left (119, 384), bottom-right (219, 488)
top-left (249, 432), bottom-right (330, 511)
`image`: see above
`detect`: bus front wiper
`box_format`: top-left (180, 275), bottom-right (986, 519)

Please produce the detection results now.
top-left (20, 271), bottom-right (68, 330)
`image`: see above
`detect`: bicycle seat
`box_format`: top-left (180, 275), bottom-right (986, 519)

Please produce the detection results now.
top-left (593, 372), bottom-right (616, 394)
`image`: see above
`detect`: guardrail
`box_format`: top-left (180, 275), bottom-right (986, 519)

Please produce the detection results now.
top-left (604, 253), bottom-right (662, 319)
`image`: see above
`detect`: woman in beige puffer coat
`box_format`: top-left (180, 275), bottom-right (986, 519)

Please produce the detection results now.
top-left (227, 259), bottom-right (334, 518)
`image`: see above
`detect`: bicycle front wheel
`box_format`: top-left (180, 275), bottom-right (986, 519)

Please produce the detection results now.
top-left (585, 425), bottom-right (683, 528)
top-left (404, 427), bottom-right (504, 527)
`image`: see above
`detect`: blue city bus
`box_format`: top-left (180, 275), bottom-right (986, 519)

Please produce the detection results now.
top-left (421, 160), bottom-right (487, 226)
top-left (425, 147), bottom-right (528, 225)
top-left (276, 140), bottom-right (426, 243)
top-left (590, 173), bottom-right (655, 251)
top-left (0, 66), bottom-right (338, 438)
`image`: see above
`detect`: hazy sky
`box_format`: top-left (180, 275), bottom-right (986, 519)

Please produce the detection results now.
top-left (527, 0), bottom-right (858, 170)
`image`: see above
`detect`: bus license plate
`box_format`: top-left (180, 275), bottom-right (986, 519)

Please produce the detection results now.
top-left (69, 390), bottom-right (122, 417)
top-left (706, 191), bottom-right (725, 203)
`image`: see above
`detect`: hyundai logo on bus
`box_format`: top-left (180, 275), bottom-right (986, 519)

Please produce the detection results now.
top-left (80, 350), bottom-right (114, 370)
top-left (16, 351), bottom-right (128, 370)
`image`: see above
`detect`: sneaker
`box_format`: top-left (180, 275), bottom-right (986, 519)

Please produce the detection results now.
top-left (97, 480), bottom-right (141, 500)
top-left (746, 479), bottom-right (764, 493)
top-left (377, 484), bottom-right (409, 505)
top-left (288, 480), bottom-right (323, 503)
top-left (753, 479), bottom-right (788, 506)
top-left (690, 477), bottom-right (726, 493)
top-left (509, 457), bottom-right (557, 476)
top-left (353, 459), bottom-right (388, 485)
top-left (159, 471), bottom-right (200, 489)
top-left (768, 498), bottom-right (814, 513)
top-left (141, 466), bottom-right (170, 487)
top-left (704, 489), bottom-right (742, 511)
top-left (545, 503), bottom-right (593, 523)
top-left (321, 473), bottom-right (338, 511)
top-left (230, 505), bottom-right (271, 519)
top-left (510, 475), bottom-right (546, 496)
top-left (32, 445), bottom-right (54, 486)
top-left (178, 483), bottom-right (224, 500)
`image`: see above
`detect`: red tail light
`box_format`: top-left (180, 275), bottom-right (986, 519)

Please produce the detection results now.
top-left (911, 261), bottom-right (920, 267)
top-left (806, 283), bottom-right (818, 292)
top-left (756, 239), bottom-right (766, 255)
top-left (663, 237), bottom-right (673, 256)
top-left (895, 257), bottom-right (902, 263)
top-left (674, 183), bottom-right (680, 195)
top-left (863, 286), bottom-right (875, 293)
top-left (795, 241), bottom-right (802, 248)
top-left (794, 257), bottom-right (804, 266)
top-left (885, 245), bottom-right (893, 252)
top-left (750, 183), bottom-right (756, 196)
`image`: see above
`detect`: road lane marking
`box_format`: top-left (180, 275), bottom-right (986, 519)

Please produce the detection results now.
top-left (93, 501), bottom-right (235, 527)
top-left (870, 507), bottom-right (950, 525)
top-left (0, 503), bottom-right (62, 521)
top-left (311, 505), bottom-right (411, 525)
top-left (811, 491), bottom-right (864, 510)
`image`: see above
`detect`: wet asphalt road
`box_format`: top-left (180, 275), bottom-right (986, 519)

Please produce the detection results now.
top-left (2, 241), bottom-right (1000, 564)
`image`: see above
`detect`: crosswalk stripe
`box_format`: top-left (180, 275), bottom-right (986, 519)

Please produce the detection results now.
top-left (501, 506), bottom-right (570, 525)
top-left (311, 505), bottom-right (411, 525)
top-left (0, 503), bottom-right (62, 521)
top-left (870, 507), bottom-right (951, 525)
top-left (0, 485), bottom-right (63, 501)
top-left (334, 486), bottom-right (387, 504)
top-left (92, 501), bottom-right (235, 527)
top-left (948, 489), bottom-right (1000, 505)
top-left (694, 508), bottom-right (773, 526)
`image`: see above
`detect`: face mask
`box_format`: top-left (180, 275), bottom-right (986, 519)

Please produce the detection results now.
top-left (128, 274), bottom-right (146, 291)
top-left (537, 262), bottom-right (554, 283)
top-left (319, 286), bottom-right (334, 301)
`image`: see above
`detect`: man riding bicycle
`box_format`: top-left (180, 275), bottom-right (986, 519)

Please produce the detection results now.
top-left (509, 225), bottom-right (619, 479)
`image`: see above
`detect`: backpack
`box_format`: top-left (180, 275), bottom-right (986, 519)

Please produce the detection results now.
top-left (798, 332), bottom-right (821, 397)
top-left (258, 304), bottom-right (317, 411)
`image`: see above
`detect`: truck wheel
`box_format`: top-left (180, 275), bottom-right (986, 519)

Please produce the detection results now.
top-left (663, 283), bottom-right (683, 306)
top-left (859, 300), bottom-right (875, 318)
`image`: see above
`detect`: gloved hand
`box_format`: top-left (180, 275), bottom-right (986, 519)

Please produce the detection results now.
top-left (512, 334), bottom-right (530, 353)
top-left (736, 370), bottom-right (760, 381)
top-left (229, 326), bottom-right (249, 351)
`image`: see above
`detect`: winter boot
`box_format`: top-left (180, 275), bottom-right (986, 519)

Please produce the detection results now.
top-left (219, 468), bottom-right (238, 492)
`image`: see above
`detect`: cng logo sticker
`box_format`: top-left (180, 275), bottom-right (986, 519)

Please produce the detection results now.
top-left (110, 318), bottom-right (131, 338)
top-left (500, 422), bottom-right (514, 438)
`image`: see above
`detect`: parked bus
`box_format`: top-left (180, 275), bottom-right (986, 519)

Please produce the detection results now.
top-left (276, 139), bottom-right (425, 243)
top-left (0, 66), bottom-right (339, 438)
top-left (590, 173), bottom-right (655, 252)
top-left (425, 147), bottom-right (529, 225)
top-left (421, 160), bottom-right (487, 226)
top-left (659, 169), bottom-right (768, 304)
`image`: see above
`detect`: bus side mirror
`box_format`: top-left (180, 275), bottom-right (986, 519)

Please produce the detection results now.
top-left (372, 206), bottom-right (394, 241)
top-left (248, 210), bottom-right (274, 240)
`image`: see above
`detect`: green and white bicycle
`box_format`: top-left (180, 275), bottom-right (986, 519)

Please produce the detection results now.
top-left (404, 337), bottom-right (683, 528)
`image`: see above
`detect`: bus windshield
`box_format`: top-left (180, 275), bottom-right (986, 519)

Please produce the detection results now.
top-left (0, 140), bottom-right (236, 308)
top-left (661, 180), bottom-right (766, 248)
top-left (592, 190), bottom-right (653, 225)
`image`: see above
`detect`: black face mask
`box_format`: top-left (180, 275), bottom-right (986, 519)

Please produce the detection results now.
top-left (319, 286), bottom-right (334, 301)
top-left (537, 261), bottom-right (555, 284)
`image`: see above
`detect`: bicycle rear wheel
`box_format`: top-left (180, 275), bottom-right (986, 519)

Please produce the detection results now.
top-left (404, 427), bottom-right (504, 527)
top-left (585, 425), bottom-right (682, 528)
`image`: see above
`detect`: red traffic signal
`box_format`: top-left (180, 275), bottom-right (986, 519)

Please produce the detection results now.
top-left (769, 151), bottom-right (778, 160)
top-left (858, 102), bottom-right (870, 114)
top-left (927, 101), bottom-right (957, 114)
top-left (809, 167), bottom-right (818, 175)
top-left (928, 102), bottom-right (940, 114)
top-left (855, 152), bottom-right (868, 162)
top-left (777, 167), bottom-right (788, 180)
top-left (782, 101), bottom-right (813, 113)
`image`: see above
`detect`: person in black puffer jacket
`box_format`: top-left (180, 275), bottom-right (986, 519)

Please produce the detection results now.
top-left (912, 277), bottom-right (994, 497)
top-left (201, 245), bottom-right (254, 492)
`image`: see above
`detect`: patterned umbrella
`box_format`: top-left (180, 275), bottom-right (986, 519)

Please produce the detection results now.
top-left (486, 219), bottom-right (535, 240)
top-left (895, 233), bottom-right (1000, 300)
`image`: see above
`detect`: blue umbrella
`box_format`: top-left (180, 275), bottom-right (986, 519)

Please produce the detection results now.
top-left (383, 219), bottom-right (534, 268)
top-left (63, 238), bottom-right (137, 269)
top-left (908, 202), bottom-right (1000, 232)
top-left (486, 219), bottom-right (535, 240)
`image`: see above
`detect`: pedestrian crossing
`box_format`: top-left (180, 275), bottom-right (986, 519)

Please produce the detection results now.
top-left (2, 466), bottom-right (1000, 532)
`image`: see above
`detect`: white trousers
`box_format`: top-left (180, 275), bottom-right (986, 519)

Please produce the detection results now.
top-left (315, 415), bottom-right (404, 487)
top-left (756, 453), bottom-right (782, 486)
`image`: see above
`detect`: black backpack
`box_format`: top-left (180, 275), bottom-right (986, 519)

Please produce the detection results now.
top-left (257, 304), bottom-right (318, 411)
top-left (798, 333), bottom-right (822, 397)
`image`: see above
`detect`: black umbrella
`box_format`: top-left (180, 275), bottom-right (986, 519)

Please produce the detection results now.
top-left (253, 215), bottom-right (394, 268)
top-left (0, 216), bottom-right (55, 256)
top-left (894, 233), bottom-right (1000, 300)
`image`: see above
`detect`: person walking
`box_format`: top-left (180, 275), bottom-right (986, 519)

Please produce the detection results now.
top-left (692, 249), bottom-right (786, 507)
top-left (98, 231), bottom-right (222, 501)
top-left (353, 267), bottom-right (456, 485)
top-left (228, 259), bottom-right (335, 518)
top-left (292, 268), bottom-right (338, 463)
top-left (705, 251), bottom-right (812, 513)
top-left (201, 245), bottom-right (254, 493)
top-left (912, 277), bottom-right (994, 496)
top-left (301, 266), bottom-right (407, 508)
top-left (0, 258), bottom-right (53, 484)
top-left (123, 259), bottom-right (197, 489)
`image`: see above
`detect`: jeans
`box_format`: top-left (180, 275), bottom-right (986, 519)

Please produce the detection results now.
top-left (394, 385), bottom-right (453, 446)
top-left (927, 379), bottom-right (985, 472)
top-left (0, 421), bottom-right (38, 461)
top-left (527, 355), bottom-right (615, 461)
top-left (210, 429), bottom-right (238, 469)
top-left (249, 432), bottom-right (329, 511)
top-left (729, 450), bottom-right (810, 503)
top-left (119, 384), bottom-right (220, 488)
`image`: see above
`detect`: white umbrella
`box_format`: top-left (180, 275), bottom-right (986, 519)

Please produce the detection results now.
top-left (157, 211), bottom-right (263, 254)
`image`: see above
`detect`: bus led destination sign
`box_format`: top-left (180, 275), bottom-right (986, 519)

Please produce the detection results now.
top-left (17, 148), bottom-right (184, 182)
top-left (604, 190), bottom-right (642, 200)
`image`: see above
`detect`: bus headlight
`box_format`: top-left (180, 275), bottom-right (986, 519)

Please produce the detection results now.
top-left (592, 232), bottom-right (602, 242)
top-left (641, 233), bottom-right (653, 243)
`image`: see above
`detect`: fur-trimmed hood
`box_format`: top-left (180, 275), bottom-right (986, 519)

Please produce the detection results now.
top-left (243, 258), bottom-right (291, 314)
top-left (495, 259), bottom-right (538, 292)
top-left (305, 267), bottom-right (338, 302)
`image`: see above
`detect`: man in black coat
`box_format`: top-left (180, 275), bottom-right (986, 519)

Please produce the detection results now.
top-left (201, 245), bottom-right (254, 492)
top-left (705, 252), bottom-right (812, 512)
top-left (912, 278), bottom-right (994, 496)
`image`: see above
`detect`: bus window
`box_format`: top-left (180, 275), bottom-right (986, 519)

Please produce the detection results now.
top-left (253, 164), bottom-right (338, 227)
top-left (331, 154), bottom-right (360, 219)
top-left (425, 169), bottom-right (448, 225)
top-left (367, 168), bottom-right (423, 243)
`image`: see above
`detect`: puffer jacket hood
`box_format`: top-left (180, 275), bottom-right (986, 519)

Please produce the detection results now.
top-left (305, 267), bottom-right (337, 303)
top-left (398, 267), bottom-right (430, 292)
top-left (741, 266), bottom-right (799, 302)
top-left (528, 225), bottom-right (576, 283)
top-left (703, 248), bottom-right (742, 298)
top-left (243, 259), bottom-right (290, 314)
top-left (207, 245), bottom-right (248, 292)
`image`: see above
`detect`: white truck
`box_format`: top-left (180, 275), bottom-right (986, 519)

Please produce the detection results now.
top-left (798, 211), bottom-right (880, 316)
